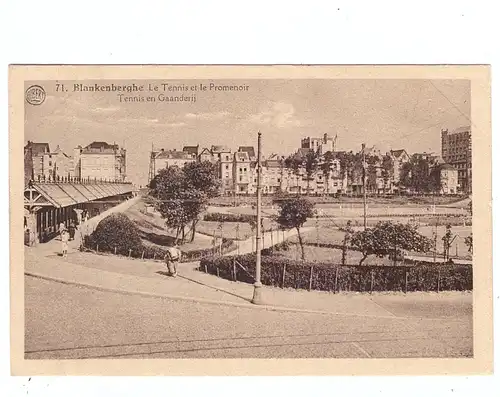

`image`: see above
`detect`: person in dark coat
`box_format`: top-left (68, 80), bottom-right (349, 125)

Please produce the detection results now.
top-left (68, 220), bottom-right (76, 241)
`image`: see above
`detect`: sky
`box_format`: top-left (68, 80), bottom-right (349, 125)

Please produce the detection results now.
top-left (25, 79), bottom-right (470, 186)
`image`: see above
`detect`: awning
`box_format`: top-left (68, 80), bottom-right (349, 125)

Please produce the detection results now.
top-left (24, 182), bottom-right (134, 209)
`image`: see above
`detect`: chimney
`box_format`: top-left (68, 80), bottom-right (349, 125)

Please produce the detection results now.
top-left (161, 148), bottom-right (164, 152)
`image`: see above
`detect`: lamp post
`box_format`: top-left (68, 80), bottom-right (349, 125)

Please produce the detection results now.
top-left (252, 132), bottom-right (263, 304)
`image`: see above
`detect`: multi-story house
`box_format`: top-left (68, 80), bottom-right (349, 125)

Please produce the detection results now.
top-left (182, 145), bottom-right (200, 159)
top-left (436, 163), bottom-right (459, 195)
top-left (199, 147), bottom-right (214, 163)
top-left (233, 150), bottom-right (252, 194)
top-left (24, 141), bottom-right (50, 185)
top-left (211, 145), bottom-right (233, 195)
top-left (153, 148), bottom-right (196, 172)
top-left (76, 141), bottom-right (127, 182)
top-left (301, 133), bottom-right (336, 155)
top-left (441, 126), bottom-right (472, 194)
top-left (41, 145), bottom-right (75, 181)
top-left (389, 149), bottom-right (410, 189)
top-left (262, 157), bottom-right (285, 195)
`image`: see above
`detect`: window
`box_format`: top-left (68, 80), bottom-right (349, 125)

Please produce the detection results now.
top-left (49, 161), bottom-right (52, 166)
top-left (277, 178), bottom-right (281, 183)
top-left (239, 176), bottom-right (242, 182)
top-left (244, 168), bottom-right (247, 172)
top-left (226, 165), bottom-right (229, 170)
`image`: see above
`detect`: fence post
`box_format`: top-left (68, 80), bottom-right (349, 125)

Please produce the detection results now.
top-left (233, 257), bottom-right (237, 281)
top-left (270, 228), bottom-right (274, 250)
top-left (153, 252), bottom-right (156, 260)
top-left (216, 266), bottom-right (220, 278)
top-left (309, 266), bottom-right (314, 291)
top-left (282, 263), bottom-right (287, 288)
top-left (114, 246), bottom-right (117, 255)
top-left (437, 267), bottom-right (441, 293)
top-left (370, 269), bottom-right (374, 294)
top-left (405, 268), bottom-right (408, 294)
top-left (204, 264), bottom-right (208, 273)
top-left (96, 244), bottom-right (99, 252)
top-left (334, 266), bottom-right (339, 294)
top-left (128, 249), bottom-right (132, 258)
top-left (141, 250), bottom-right (145, 260)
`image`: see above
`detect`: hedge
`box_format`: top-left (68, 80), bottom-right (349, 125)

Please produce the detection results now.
top-left (82, 236), bottom-right (236, 262)
top-left (203, 212), bottom-right (257, 223)
top-left (199, 253), bottom-right (472, 292)
top-left (83, 213), bottom-right (236, 262)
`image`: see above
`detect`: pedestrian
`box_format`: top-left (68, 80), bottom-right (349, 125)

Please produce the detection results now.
top-left (59, 221), bottom-right (66, 238)
top-left (61, 229), bottom-right (69, 258)
top-left (68, 220), bottom-right (76, 241)
top-left (164, 245), bottom-right (181, 277)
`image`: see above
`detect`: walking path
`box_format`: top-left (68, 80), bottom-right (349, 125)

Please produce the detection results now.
top-left (226, 227), bottom-right (314, 256)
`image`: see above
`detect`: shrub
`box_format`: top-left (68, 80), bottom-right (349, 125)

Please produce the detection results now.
top-left (199, 254), bottom-right (472, 292)
top-left (203, 212), bottom-right (257, 223)
top-left (85, 213), bottom-right (143, 256)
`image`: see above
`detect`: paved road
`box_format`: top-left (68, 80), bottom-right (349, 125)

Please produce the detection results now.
top-left (25, 276), bottom-right (472, 359)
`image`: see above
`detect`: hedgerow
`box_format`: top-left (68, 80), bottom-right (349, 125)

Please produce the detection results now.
top-left (203, 212), bottom-right (257, 223)
top-left (199, 254), bottom-right (472, 292)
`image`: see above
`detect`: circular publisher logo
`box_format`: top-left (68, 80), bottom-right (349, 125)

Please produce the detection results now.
top-left (25, 85), bottom-right (46, 106)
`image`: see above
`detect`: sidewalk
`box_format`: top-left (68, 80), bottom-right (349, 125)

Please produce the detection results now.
top-left (24, 244), bottom-right (470, 320)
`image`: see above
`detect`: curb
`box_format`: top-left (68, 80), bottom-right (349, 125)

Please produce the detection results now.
top-left (24, 271), bottom-right (410, 320)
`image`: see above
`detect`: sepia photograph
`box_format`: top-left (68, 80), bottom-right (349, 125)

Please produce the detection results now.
top-left (10, 66), bottom-right (492, 375)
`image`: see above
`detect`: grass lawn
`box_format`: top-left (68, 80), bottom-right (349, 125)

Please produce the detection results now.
top-left (288, 224), bottom-right (472, 260)
top-left (209, 195), bottom-right (467, 206)
top-left (123, 201), bottom-right (216, 251)
top-left (275, 244), bottom-right (395, 266)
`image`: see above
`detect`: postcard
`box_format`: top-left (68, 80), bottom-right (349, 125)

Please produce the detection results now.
top-left (10, 65), bottom-right (492, 375)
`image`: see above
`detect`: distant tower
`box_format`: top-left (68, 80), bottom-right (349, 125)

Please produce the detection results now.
top-left (148, 143), bottom-right (156, 185)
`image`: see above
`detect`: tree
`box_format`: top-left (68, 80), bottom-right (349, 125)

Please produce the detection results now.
top-left (366, 155), bottom-right (379, 194)
top-left (381, 154), bottom-right (394, 194)
top-left (340, 220), bottom-right (354, 265)
top-left (149, 162), bottom-right (220, 244)
top-left (350, 221), bottom-right (433, 265)
top-left (399, 154), bottom-right (440, 194)
top-left (304, 151), bottom-right (319, 195)
top-left (441, 224), bottom-right (454, 261)
top-left (464, 234), bottom-right (473, 254)
top-left (274, 196), bottom-right (315, 260)
top-left (284, 155), bottom-right (302, 194)
top-left (321, 151), bottom-right (335, 196)
top-left (183, 161), bottom-right (220, 241)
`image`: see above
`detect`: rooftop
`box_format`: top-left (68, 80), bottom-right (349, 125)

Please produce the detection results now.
top-left (155, 150), bottom-right (194, 160)
top-left (25, 142), bottom-right (50, 156)
top-left (238, 146), bottom-right (256, 158)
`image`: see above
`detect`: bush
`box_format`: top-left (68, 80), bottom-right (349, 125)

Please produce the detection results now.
top-left (199, 254), bottom-right (472, 292)
top-left (85, 213), bottom-right (143, 256)
top-left (203, 212), bottom-right (257, 223)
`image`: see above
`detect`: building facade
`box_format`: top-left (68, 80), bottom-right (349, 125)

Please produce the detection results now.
top-left (437, 164), bottom-right (459, 195)
top-left (153, 148), bottom-right (196, 171)
top-left (76, 141), bottom-right (127, 182)
top-left (441, 126), bottom-right (472, 194)
top-left (24, 141), bottom-right (51, 185)
top-left (41, 145), bottom-right (75, 181)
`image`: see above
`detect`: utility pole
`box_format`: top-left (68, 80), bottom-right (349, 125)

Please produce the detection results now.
top-left (362, 143), bottom-right (367, 230)
top-left (252, 132), bottom-right (263, 304)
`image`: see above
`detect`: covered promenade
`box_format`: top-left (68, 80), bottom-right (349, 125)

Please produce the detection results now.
top-left (24, 180), bottom-right (135, 244)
